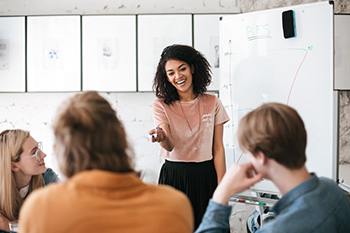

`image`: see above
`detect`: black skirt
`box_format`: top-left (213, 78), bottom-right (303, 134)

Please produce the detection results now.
top-left (158, 159), bottom-right (218, 230)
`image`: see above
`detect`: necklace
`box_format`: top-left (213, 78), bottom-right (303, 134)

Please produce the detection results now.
top-left (179, 97), bottom-right (201, 134)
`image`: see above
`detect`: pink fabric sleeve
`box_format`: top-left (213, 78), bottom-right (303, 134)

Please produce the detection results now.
top-left (214, 97), bottom-right (230, 126)
top-left (152, 99), bottom-right (169, 127)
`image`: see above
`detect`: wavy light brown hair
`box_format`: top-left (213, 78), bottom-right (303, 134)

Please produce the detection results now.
top-left (53, 91), bottom-right (136, 178)
top-left (237, 103), bottom-right (307, 169)
top-left (0, 129), bottom-right (44, 220)
top-left (153, 44), bottom-right (212, 105)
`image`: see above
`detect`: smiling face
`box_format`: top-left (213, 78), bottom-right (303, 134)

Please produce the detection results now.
top-left (165, 59), bottom-right (195, 99)
top-left (12, 136), bottom-right (47, 177)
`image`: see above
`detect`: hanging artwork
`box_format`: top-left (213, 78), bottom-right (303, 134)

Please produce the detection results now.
top-left (0, 17), bottom-right (25, 92)
top-left (82, 15), bottom-right (136, 91)
top-left (193, 14), bottom-right (236, 91)
top-left (27, 16), bottom-right (81, 92)
top-left (137, 14), bottom-right (192, 91)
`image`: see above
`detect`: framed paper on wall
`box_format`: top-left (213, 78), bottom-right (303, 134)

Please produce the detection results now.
top-left (82, 15), bottom-right (136, 92)
top-left (27, 16), bottom-right (81, 92)
top-left (137, 14), bottom-right (192, 92)
top-left (194, 14), bottom-right (235, 91)
top-left (0, 17), bottom-right (25, 92)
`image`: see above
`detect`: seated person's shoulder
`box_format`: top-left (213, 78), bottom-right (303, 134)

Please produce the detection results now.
top-left (318, 177), bottom-right (349, 199)
top-left (43, 168), bottom-right (59, 185)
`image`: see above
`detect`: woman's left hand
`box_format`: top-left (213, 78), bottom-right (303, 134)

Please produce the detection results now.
top-left (0, 212), bottom-right (10, 232)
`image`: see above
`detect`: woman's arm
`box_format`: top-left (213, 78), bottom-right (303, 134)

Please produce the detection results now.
top-left (149, 123), bottom-right (175, 152)
top-left (212, 124), bottom-right (226, 184)
top-left (0, 213), bottom-right (10, 232)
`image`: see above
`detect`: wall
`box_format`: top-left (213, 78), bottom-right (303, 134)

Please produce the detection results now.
top-left (1, 0), bottom-right (349, 232)
top-left (0, 0), bottom-right (239, 15)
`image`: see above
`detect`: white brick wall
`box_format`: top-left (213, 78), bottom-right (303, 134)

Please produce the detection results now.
top-left (0, 92), bottom-right (163, 183)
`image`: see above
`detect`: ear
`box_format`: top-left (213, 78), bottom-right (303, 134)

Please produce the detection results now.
top-left (256, 151), bottom-right (269, 166)
top-left (11, 162), bottom-right (20, 172)
top-left (191, 65), bottom-right (195, 74)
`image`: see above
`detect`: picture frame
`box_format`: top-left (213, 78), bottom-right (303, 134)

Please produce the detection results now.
top-left (82, 15), bottom-right (137, 92)
top-left (137, 14), bottom-right (192, 91)
top-left (194, 14), bottom-right (236, 91)
top-left (0, 17), bottom-right (25, 92)
top-left (27, 16), bottom-right (81, 92)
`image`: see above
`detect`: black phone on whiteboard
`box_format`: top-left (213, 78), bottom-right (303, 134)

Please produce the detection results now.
top-left (282, 10), bottom-right (296, 38)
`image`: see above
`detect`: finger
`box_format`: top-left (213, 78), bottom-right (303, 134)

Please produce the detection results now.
top-left (158, 131), bottom-right (165, 140)
top-left (248, 173), bottom-right (264, 185)
top-left (149, 129), bottom-right (155, 135)
top-left (246, 168), bottom-right (254, 178)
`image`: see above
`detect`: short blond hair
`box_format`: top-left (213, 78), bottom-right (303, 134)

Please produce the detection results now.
top-left (237, 103), bottom-right (307, 169)
top-left (53, 91), bottom-right (135, 178)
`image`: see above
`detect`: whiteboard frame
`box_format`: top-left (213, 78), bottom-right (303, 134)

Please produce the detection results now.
top-left (0, 17), bottom-right (25, 92)
top-left (220, 1), bottom-right (337, 194)
top-left (137, 14), bottom-right (192, 92)
top-left (27, 15), bottom-right (81, 92)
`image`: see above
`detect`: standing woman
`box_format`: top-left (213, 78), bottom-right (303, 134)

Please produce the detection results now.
top-left (0, 129), bottom-right (58, 232)
top-left (149, 44), bottom-right (230, 229)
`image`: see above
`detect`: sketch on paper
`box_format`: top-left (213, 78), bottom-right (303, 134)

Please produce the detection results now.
top-left (210, 36), bottom-right (220, 68)
top-left (98, 38), bottom-right (119, 69)
top-left (0, 40), bottom-right (9, 70)
top-left (43, 39), bottom-right (63, 69)
top-left (153, 37), bottom-right (176, 68)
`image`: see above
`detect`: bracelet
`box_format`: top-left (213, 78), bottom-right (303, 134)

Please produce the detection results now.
top-left (156, 126), bottom-right (163, 130)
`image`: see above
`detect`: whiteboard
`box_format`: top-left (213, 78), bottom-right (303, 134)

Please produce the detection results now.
top-left (82, 15), bottom-right (136, 92)
top-left (220, 1), bottom-right (337, 194)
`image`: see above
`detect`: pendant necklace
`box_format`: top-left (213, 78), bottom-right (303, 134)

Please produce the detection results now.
top-left (179, 97), bottom-right (202, 150)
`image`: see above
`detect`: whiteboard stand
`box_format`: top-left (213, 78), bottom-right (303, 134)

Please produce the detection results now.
top-left (230, 193), bottom-right (279, 208)
top-left (230, 192), bottom-right (279, 229)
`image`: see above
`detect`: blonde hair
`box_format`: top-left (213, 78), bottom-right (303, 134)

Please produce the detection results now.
top-left (0, 129), bottom-right (44, 220)
top-left (237, 103), bottom-right (307, 169)
top-left (53, 91), bottom-right (136, 178)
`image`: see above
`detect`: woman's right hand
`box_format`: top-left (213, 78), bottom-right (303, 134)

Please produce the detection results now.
top-left (148, 126), bottom-right (167, 143)
top-left (148, 124), bottom-right (174, 151)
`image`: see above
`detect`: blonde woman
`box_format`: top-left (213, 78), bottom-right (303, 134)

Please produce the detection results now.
top-left (0, 129), bottom-right (58, 232)
top-left (19, 91), bottom-right (193, 233)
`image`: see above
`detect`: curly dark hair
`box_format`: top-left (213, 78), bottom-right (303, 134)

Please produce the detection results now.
top-left (153, 44), bottom-right (212, 105)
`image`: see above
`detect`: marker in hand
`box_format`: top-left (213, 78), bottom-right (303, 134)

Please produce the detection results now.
top-left (148, 133), bottom-right (158, 142)
top-left (149, 126), bottom-right (163, 143)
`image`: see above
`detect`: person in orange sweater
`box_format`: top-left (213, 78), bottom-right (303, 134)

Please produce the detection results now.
top-left (18, 91), bottom-right (193, 233)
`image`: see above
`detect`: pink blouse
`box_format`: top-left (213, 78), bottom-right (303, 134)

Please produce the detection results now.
top-left (152, 93), bottom-right (229, 162)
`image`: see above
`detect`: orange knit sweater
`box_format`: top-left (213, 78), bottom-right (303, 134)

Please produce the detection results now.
top-left (19, 170), bottom-right (194, 233)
